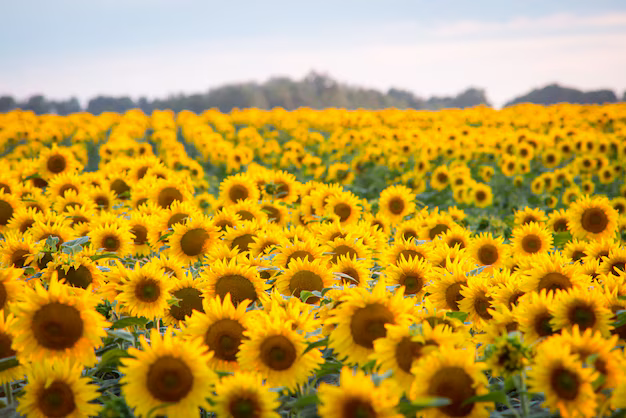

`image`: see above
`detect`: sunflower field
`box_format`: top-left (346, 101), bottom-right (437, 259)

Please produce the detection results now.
top-left (0, 103), bottom-right (626, 417)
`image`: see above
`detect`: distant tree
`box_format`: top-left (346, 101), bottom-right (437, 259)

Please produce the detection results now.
top-left (0, 96), bottom-right (16, 112)
top-left (505, 84), bottom-right (618, 107)
top-left (50, 98), bottom-right (81, 115)
top-left (23, 95), bottom-right (52, 114)
top-left (87, 96), bottom-right (136, 114)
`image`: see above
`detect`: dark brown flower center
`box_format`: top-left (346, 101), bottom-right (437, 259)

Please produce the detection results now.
top-left (428, 366), bottom-right (476, 417)
top-left (550, 367), bottom-right (580, 401)
top-left (147, 356), bottom-right (194, 402)
top-left (169, 287), bottom-right (204, 321)
top-left (37, 381), bottom-right (76, 417)
top-left (46, 155), bottom-right (67, 174)
top-left (350, 303), bottom-right (394, 349)
top-left (56, 265), bottom-right (93, 289)
top-left (259, 335), bottom-right (297, 371)
top-left (180, 228), bottom-right (209, 257)
top-left (205, 318), bottom-right (245, 362)
top-left (477, 244), bottom-right (499, 265)
top-left (215, 274), bottom-right (258, 305)
top-left (32, 303), bottom-right (84, 350)
top-left (157, 187), bottom-right (183, 208)
top-left (289, 270), bottom-right (323, 303)
top-left (581, 208), bottom-right (609, 234)
top-left (135, 279), bottom-right (161, 302)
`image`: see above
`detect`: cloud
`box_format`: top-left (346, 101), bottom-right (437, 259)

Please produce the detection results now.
top-left (1, 12), bottom-right (625, 108)
top-left (433, 12), bottom-right (626, 37)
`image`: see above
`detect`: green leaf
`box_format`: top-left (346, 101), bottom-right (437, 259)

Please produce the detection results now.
top-left (445, 311), bottom-right (469, 323)
top-left (106, 330), bottom-right (136, 344)
top-left (62, 236), bottom-right (91, 247)
top-left (397, 397), bottom-right (451, 415)
top-left (0, 356), bottom-right (19, 373)
top-left (461, 391), bottom-right (508, 406)
top-left (110, 317), bottom-right (149, 329)
top-left (97, 348), bottom-right (133, 370)
top-left (299, 290), bottom-right (315, 303)
top-left (613, 311), bottom-right (626, 328)
top-left (44, 235), bottom-right (60, 250)
top-left (90, 253), bottom-right (122, 261)
top-left (610, 410), bottom-right (626, 418)
top-left (287, 393), bottom-right (320, 409)
top-left (553, 231), bottom-right (572, 248)
top-left (303, 337), bottom-right (329, 354)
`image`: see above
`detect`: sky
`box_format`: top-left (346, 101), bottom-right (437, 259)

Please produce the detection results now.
top-left (1, 0), bottom-right (626, 107)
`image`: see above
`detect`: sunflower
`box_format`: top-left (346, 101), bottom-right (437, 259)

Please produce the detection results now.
top-left (237, 312), bottom-right (323, 390)
top-left (550, 287), bottom-right (613, 337)
top-left (430, 165), bottom-right (450, 190)
top-left (0, 314), bottom-right (25, 385)
top-left (127, 212), bottom-right (155, 256)
top-left (567, 195), bottom-right (619, 241)
top-left (223, 220), bottom-right (262, 253)
top-left (545, 327), bottom-right (621, 391)
top-left (598, 246), bottom-right (626, 277)
top-left (247, 226), bottom-right (282, 258)
top-left (151, 176), bottom-right (194, 208)
top-left (259, 200), bottom-right (290, 226)
top-left (527, 340), bottom-right (597, 417)
top-left (378, 184), bottom-right (416, 222)
top-left (324, 234), bottom-right (373, 267)
top-left (276, 258), bottom-right (335, 303)
top-left (121, 329), bottom-right (216, 417)
top-left (420, 213), bottom-right (458, 242)
top-left (37, 145), bottom-right (82, 179)
top-left (384, 237), bottom-right (432, 266)
top-left (168, 214), bottom-right (219, 263)
top-left (229, 199), bottom-right (269, 223)
top-left (203, 258), bottom-right (267, 306)
top-left (520, 253), bottom-right (588, 294)
top-left (44, 252), bottom-right (104, 291)
top-left (88, 221), bottom-right (134, 257)
top-left (491, 275), bottom-right (526, 310)
top-left (458, 275), bottom-right (495, 326)
top-left (115, 262), bottom-right (174, 319)
top-left (163, 276), bottom-right (208, 327)
top-left (262, 170), bottom-right (300, 204)
top-left (11, 275), bottom-right (109, 366)
top-left (0, 232), bottom-right (36, 270)
top-left (0, 191), bottom-right (21, 230)
top-left (219, 173), bottom-right (261, 205)
top-left (437, 226), bottom-right (471, 250)
top-left (210, 372), bottom-right (280, 418)
top-left (273, 237), bottom-right (326, 269)
top-left (511, 222), bottom-right (553, 257)
top-left (469, 233), bottom-right (506, 268)
top-left (385, 255), bottom-right (433, 298)
top-left (17, 358), bottom-right (100, 418)
top-left (259, 289), bottom-right (322, 334)
top-left (427, 261), bottom-right (469, 312)
top-left (563, 239), bottom-right (588, 263)
top-left (5, 205), bottom-right (40, 234)
top-left (471, 183), bottom-right (493, 208)
top-left (546, 209), bottom-right (569, 233)
top-left (155, 200), bottom-right (203, 237)
top-left (327, 279), bottom-right (414, 365)
top-left (409, 346), bottom-right (490, 418)
top-left (514, 207), bottom-right (547, 226)
top-left (393, 218), bottom-right (423, 243)
top-left (514, 290), bottom-right (558, 343)
top-left (318, 367), bottom-right (401, 418)
top-left (183, 293), bottom-right (253, 372)
top-left (332, 254), bottom-right (372, 287)
top-left (372, 319), bottom-right (465, 394)
top-left (324, 192), bottom-right (363, 226)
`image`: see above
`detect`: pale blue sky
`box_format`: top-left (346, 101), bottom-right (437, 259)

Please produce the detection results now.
top-left (2, 0), bottom-right (626, 106)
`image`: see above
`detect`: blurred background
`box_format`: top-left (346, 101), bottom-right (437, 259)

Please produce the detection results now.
top-left (1, 0), bottom-right (625, 114)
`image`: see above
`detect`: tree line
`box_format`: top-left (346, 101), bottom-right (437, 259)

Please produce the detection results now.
top-left (1, 72), bottom-right (624, 115)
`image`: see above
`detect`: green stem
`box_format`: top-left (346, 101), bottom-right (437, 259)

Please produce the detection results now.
top-left (514, 373), bottom-right (530, 418)
top-left (4, 382), bottom-right (13, 405)
top-left (504, 396), bottom-right (522, 418)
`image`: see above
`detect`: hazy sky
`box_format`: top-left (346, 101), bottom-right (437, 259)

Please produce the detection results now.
top-left (2, 0), bottom-right (626, 107)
